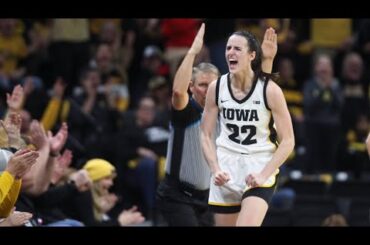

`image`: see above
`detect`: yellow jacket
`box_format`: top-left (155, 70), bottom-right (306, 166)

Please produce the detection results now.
top-left (0, 171), bottom-right (22, 218)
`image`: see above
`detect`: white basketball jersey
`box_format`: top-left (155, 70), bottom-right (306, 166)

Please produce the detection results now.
top-left (215, 73), bottom-right (277, 154)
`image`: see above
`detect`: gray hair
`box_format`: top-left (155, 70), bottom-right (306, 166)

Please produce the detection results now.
top-left (192, 63), bottom-right (220, 83)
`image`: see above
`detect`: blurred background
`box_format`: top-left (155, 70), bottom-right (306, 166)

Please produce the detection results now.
top-left (0, 18), bottom-right (369, 226)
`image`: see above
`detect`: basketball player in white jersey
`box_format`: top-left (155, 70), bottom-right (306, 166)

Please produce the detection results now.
top-left (201, 30), bottom-right (294, 226)
top-left (156, 24), bottom-right (278, 226)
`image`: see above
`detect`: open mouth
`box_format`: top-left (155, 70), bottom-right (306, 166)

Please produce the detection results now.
top-left (229, 60), bottom-right (238, 69)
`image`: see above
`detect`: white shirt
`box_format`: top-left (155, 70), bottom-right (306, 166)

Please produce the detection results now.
top-left (215, 73), bottom-right (277, 154)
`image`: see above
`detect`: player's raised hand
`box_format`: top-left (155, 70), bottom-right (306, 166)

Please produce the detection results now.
top-left (188, 23), bottom-right (205, 56)
top-left (261, 27), bottom-right (277, 60)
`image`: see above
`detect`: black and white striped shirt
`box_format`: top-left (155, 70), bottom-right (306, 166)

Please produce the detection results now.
top-left (164, 97), bottom-right (211, 190)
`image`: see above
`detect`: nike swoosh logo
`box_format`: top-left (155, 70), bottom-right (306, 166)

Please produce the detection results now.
top-left (221, 99), bottom-right (229, 103)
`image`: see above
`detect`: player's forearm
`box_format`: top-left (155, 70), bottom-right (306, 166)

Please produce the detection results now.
top-left (261, 137), bottom-right (295, 179)
top-left (261, 57), bottom-right (274, 74)
top-left (200, 130), bottom-right (220, 174)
